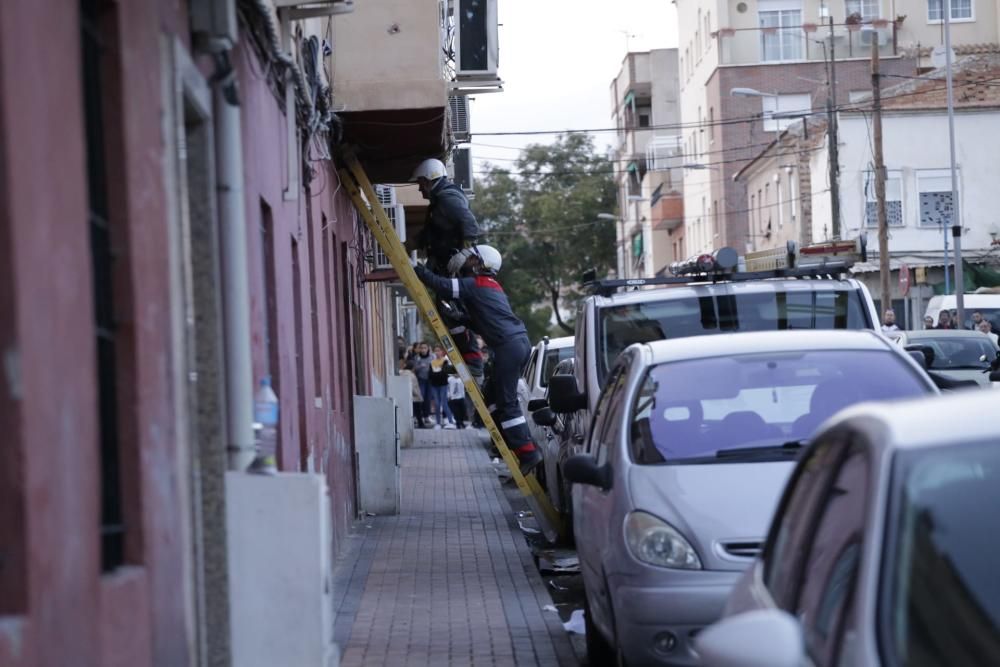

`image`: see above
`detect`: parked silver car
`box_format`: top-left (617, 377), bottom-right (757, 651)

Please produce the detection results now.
top-left (565, 330), bottom-right (937, 666)
top-left (699, 389), bottom-right (1000, 667)
top-left (516, 335), bottom-right (574, 452)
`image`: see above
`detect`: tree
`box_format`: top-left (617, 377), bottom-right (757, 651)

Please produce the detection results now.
top-left (472, 133), bottom-right (617, 340)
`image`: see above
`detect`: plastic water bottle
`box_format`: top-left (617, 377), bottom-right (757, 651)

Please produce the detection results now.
top-left (250, 376), bottom-right (279, 474)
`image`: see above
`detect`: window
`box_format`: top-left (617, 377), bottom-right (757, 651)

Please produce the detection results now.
top-left (82, 0), bottom-right (126, 572)
top-left (705, 11), bottom-right (712, 51)
top-left (522, 348), bottom-right (538, 383)
top-left (765, 437), bottom-right (849, 606)
top-left (539, 346), bottom-right (574, 388)
top-left (881, 441), bottom-right (1000, 665)
top-left (627, 354), bottom-right (927, 465)
top-left (588, 363), bottom-right (625, 462)
top-left (760, 0), bottom-right (803, 62)
top-left (762, 93), bottom-right (812, 131)
top-left (917, 169), bottom-right (958, 228)
top-left (865, 169), bottom-right (903, 227)
top-left (846, 0), bottom-right (880, 20)
top-left (596, 286), bottom-right (876, 380)
top-left (638, 113), bottom-right (650, 128)
top-left (697, 10), bottom-right (703, 54)
top-left (795, 445), bottom-right (870, 664)
top-left (928, 0), bottom-right (973, 21)
top-left (709, 107), bottom-right (715, 142)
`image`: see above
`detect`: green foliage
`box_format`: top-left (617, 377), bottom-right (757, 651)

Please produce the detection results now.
top-left (472, 133), bottom-right (617, 340)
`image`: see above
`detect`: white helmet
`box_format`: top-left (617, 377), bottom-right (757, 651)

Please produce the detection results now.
top-left (446, 244), bottom-right (503, 276)
top-left (410, 158), bottom-right (448, 182)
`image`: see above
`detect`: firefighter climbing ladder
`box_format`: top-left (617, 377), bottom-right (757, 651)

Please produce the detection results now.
top-left (337, 148), bottom-right (564, 541)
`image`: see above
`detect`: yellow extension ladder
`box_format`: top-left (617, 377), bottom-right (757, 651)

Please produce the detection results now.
top-left (337, 148), bottom-right (564, 542)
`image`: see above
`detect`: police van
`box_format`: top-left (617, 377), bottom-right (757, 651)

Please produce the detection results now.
top-left (546, 238), bottom-right (879, 475)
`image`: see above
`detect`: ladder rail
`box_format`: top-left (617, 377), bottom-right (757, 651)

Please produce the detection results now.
top-left (337, 149), bottom-right (564, 537)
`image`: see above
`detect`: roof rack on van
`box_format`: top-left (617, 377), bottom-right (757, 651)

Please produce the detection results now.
top-left (581, 236), bottom-right (867, 297)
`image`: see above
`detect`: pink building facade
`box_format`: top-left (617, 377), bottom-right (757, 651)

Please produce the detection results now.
top-left (0, 0), bottom-right (422, 664)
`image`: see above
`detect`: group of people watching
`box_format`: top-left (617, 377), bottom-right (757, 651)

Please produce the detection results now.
top-left (883, 307), bottom-right (999, 344)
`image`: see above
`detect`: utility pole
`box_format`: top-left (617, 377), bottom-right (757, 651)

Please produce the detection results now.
top-left (827, 16), bottom-right (842, 239)
top-left (944, 0), bottom-right (966, 325)
top-left (872, 35), bottom-right (891, 319)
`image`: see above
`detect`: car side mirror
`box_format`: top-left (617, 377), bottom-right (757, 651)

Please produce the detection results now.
top-left (906, 350), bottom-right (928, 369)
top-left (547, 374), bottom-right (587, 413)
top-left (532, 407), bottom-right (557, 427)
top-left (904, 344), bottom-right (934, 369)
top-left (563, 454), bottom-right (612, 491)
top-left (696, 609), bottom-right (805, 667)
top-left (527, 398), bottom-right (548, 412)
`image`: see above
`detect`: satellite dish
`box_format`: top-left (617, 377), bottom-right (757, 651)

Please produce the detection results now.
top-left (931, 45), bottom-right (955, 68)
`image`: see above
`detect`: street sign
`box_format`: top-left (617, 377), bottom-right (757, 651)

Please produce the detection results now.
top-left (899, 263), bottom-right (911, 296)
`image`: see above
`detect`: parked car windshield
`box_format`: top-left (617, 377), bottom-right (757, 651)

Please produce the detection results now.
top-left (539, 346), bottom-right (574, 388)
top-left (629, 349), bottom-right (929, 464)
top-left (907, 334), bottom-right (997, 370)
top-left (882, 442), bottom-right (1000, 664)
top-left (599, 287), bottom-right (870, 381)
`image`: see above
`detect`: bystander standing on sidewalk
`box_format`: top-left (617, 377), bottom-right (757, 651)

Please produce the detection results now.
top-left (428, 345), bottom-right (455, 428)
top-left (447, 374), bottom-right (469, 429)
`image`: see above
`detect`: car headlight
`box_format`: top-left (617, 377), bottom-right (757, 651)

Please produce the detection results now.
top-left (624, 511), bottom-right (702, 569)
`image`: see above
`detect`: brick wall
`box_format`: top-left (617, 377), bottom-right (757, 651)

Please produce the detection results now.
top-left (708, 56), bottom-right (917, 251)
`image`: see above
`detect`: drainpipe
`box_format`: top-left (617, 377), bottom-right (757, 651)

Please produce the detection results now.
top-left (213, 53), bottom-right (257, 472)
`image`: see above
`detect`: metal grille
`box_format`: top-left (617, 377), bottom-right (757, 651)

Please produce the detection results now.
top-left (720, 541), bottom-right (762, 559)
top-left (82, 0), bottom-right (124, 571)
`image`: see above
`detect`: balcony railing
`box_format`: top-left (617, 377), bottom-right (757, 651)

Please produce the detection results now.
top-left (715, 20), bottom-right (898, 67)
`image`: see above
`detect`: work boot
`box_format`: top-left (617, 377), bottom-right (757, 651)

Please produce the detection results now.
top-left (518, 448), bottom-right (543, 476)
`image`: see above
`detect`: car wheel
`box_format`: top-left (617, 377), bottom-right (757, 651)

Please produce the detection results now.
top-left (584, 591), bottom-right (615, 665)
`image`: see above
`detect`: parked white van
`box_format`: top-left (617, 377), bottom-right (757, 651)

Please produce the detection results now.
top-left (925, 288), bottom-right (1000, 329)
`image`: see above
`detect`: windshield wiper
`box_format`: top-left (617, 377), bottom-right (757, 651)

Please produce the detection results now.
top-left (715, 440), bottom-right (807, 459)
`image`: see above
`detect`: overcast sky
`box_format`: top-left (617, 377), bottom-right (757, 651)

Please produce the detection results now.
top-left (468, 0), bottom-right (678, 175)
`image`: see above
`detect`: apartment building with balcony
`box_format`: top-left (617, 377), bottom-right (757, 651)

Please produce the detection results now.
top-left (675, 0), bottom-right (999, 257)
top-left (0, 0), bottom-right (488, 664)
top-left (735, 53), bottom-right (1000, 326)
top-left (609, 49), bottom-right (685, 277)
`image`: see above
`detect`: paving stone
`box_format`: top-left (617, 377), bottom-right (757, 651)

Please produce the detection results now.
top-left (332, 428), bottom-right (576, 665)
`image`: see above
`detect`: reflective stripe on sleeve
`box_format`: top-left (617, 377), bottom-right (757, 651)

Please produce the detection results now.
top-left (501, 416), bottom-right (527, 429)
top-left (451, 279), bottom-right (460, 299)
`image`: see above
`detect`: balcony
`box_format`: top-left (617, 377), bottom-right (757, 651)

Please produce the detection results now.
top-left (716, 20), bottom-right (898, 67)
top-left (332, 0), bottom-right (448, 182)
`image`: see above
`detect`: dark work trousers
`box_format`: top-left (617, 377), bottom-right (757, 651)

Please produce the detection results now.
top-left (490, 334), bottom-right (536, 460)
top-left (417, 378), bottom-right (432, 420)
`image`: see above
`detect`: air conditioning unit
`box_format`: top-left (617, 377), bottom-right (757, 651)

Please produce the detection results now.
top-left (271, 0), bottom-right (355, 19)
top-left (859, 26), bottom-right (889, 46)
top-left (454, 0), bottom-right (499, 78)
top-left (374, 184), bottom-right (397, 208)
top-left (372, 203), bottom-right (406, 270)
top-left (449, 96), bottom-right (471, 143)
top-left (452, 148), bottom-right (474, 199)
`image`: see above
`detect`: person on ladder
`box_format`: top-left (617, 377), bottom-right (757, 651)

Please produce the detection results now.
top-left (411, 245), bottom-right (544, 475)
top-left (410, 157), bottom-right (486, 385)
top-left (410, 158), bottom-right (480, 275)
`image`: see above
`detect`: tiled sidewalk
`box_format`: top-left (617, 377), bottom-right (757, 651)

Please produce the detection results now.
top-left (333, 427), bottom-right (577, 667)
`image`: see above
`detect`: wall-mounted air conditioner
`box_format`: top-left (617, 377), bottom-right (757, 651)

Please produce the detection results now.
top-left (375, 184), bottom-right (397, 208)
top-left (449, 96), bottom-right (471, 143)
top-left (454, 0), bottom-right (499, 78)
top-left (452, 148), bottom-right (474, 199)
